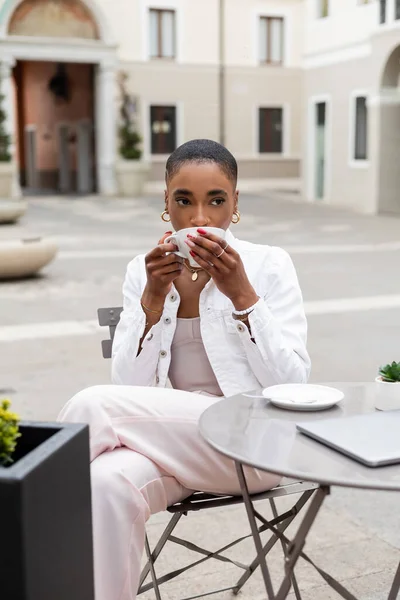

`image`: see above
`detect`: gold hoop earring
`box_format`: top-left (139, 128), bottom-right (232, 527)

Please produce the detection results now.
top-left (161, 210), bottom-right (171, 223)
top-left (231, 211), bottom-right (241, 224)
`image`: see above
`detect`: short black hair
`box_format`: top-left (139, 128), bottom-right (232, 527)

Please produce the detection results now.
top-left (165, 139), bottom-right (238, 186)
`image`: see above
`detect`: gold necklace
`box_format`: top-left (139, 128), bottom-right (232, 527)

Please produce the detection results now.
top-left (183, 261), bottom-right (204, 282)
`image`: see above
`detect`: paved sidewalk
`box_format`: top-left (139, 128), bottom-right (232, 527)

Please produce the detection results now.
top-left (2, 192), bottom-right (400, 599)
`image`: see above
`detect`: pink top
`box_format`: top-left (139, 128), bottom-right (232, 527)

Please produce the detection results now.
top-left (169, 318), bottom-right (223, 397)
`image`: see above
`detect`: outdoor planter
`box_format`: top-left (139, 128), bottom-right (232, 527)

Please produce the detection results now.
top-left (0, 199), bottom-right (28, 224)
top-left (0, 237), bottom-right (58, 279)
top-left (116, 159), bottom-right (150, 197)
top-left (0, 161), bottom-right (13, 197)
top-left (375, 361), bottom-right (400, 410)
top-left (0, 421), bottom-right (94, 600)
top-left (375, 376), bottom-right (400, 410)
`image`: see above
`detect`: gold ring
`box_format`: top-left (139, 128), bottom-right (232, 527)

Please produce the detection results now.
top-left (222, 241), bottom-right (229, 250)
top-left (216, 249), bottom-right (225, 258)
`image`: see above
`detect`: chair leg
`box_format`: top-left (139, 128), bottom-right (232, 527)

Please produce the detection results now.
top-left (235, 461), bottom-right (275, 599)
top-left (270, 498), bottom-right (302, 600)
top-left (144, 534), bottom-right (163, 600)
top-left (139, 512), bottom-right (182, 590)
top-left (233, 489), bottom-right (315, 595)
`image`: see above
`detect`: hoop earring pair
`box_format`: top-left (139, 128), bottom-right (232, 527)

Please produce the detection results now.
top-left (231, 211), bottom-right (241, 224)
top-left (162, 210), bottom-right (240, 223)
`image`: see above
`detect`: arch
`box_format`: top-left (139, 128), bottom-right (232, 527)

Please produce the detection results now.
top-left (0, 0), bottom-right (116, 45)
top-left (380, 44), bottom-right (400, 89)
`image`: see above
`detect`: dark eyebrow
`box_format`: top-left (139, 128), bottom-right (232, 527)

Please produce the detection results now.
top-left (172, 188), bottom-right (228, 197)
top-left (207, 189), bottom-right (228, 197)
top-left (173, 188), bottom-right (193, 196)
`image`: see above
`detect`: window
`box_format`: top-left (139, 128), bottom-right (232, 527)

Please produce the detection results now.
top-left (396, 0), bottom-right (400, 20)
top-left (149, 9), bottom-right (175, 58)
top-left (259, 17), bottom-right (284, 65)
top-left (380, 0), bottom-right (387, 23)
top-left (317, 0), bottom-right (329, 18)
top-left (354, 97), bottom-right (368, 161)
top-left (150, 106), bottom-right (177, 154)
top-left (259, 108), bottom-right (283, 153)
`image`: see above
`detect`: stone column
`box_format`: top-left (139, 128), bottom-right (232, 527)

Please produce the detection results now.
top-left (0, 56), bottom-right (21, 199)
top-left (370, 92), bottom-right (400, 214)
top-left (95, 61), bottom-right (117, 196)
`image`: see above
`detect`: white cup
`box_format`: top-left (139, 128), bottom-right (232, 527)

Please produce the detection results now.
top-left (164, 227), bottom-right (226, 267)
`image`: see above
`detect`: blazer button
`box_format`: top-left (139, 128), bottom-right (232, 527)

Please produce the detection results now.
top-left (169, 294), bottom-right (177, 302)
top-left (164, 317), bottom-right (171, 325)
top-left (237, 324), bottom-right (246, 333)
top-left (147, 333), bottom-right (154, 341)
top-left (160, 350), bottom-right (167, 358)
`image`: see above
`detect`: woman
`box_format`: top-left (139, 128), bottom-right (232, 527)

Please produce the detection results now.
top-left (59, 139), bottom-right (310, 600)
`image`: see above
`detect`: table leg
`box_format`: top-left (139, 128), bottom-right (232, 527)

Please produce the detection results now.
top-left (275, 486), bottom-right (330, 600)
top-left (270, 498), bottom-right (302, 600)
top-left (388, 560), bottom-right (400, 600)
top-left (235, 461), bottom-right (276, 599)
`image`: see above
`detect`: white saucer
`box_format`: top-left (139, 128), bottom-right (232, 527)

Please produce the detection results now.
top-left (262, 384), bottom-right (344, 411)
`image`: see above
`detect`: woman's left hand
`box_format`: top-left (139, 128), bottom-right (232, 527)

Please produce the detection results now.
top-left (185, 229), bottom-right (259, 310)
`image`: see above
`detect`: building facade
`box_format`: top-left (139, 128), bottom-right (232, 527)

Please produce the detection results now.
top-left (0, 0), bottom-right (304, 197)
top-left (0, 0), bottom-right (304, 195)
top-left (303, 0), bottom-right (400, 214)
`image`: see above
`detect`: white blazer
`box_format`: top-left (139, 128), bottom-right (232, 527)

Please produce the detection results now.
top-left (111, 230), bottom-right (311, 397)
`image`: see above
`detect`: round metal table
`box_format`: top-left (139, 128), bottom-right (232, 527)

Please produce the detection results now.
top-left (199, 382), bottom-right (400, 600)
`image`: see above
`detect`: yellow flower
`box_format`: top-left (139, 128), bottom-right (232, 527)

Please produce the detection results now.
top-left (0, 398), bottom-right (21, 466)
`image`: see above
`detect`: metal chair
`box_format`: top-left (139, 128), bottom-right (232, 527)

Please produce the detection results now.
top-left (98, 307), bottom-right (319, 600)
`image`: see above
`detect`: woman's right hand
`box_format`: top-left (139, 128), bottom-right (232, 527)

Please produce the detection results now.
top-left (143, 234), bottom-right (183, 306)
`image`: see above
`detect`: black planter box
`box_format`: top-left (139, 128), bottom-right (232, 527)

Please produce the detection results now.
top-left (0, 422), bottom-right (95, 600)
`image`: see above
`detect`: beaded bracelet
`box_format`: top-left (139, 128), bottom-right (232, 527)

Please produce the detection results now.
top-left (232, 300), bottom-right (259, 317)
top-left (232, 312), bottom-right (253, 322)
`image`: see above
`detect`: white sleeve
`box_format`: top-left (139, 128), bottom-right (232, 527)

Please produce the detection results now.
top-left (111, 256), bottom-right (164, 386)
top-left (236, 249), bottom-right (311, 386)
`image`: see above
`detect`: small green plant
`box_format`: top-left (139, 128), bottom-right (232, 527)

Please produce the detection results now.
top-left (0, 81), bottom-right (11, 162)
top-left (118, 71), bottom-right (142, 160)
top-left (119, 125), bottom-right (142, 160)
top-left (0, 399), bottom-right (21, 466)
top-left (379, 361), bottom-right (400, 383)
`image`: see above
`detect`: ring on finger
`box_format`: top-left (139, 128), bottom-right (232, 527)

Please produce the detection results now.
top-left (222, 241), bottom-right (229, 250)
top-left (215, 248), bottom-right (225, 258)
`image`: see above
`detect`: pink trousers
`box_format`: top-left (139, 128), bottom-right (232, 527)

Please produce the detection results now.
top-left (58, 385), bottom-right (281, 600)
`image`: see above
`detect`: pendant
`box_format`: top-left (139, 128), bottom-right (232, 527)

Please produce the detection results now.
top-left (192, 272), bottom-right (198, 282)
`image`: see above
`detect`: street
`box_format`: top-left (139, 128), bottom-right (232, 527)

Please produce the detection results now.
top-left (2, 191), bottom-right (400, 598)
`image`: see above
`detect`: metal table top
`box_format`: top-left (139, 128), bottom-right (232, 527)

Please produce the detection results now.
top-left (199, 382), bottom-right (400, 492)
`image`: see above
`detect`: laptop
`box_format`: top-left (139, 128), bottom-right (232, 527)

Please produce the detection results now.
top-left (296, 411), bottom-right (400, 467)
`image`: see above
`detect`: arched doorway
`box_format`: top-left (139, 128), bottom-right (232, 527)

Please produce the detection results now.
top-left (0, 0), bottom-right (117, 196)
top-left (376, 44), bottom-right (400, 213)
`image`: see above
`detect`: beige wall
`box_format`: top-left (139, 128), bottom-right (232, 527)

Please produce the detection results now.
top-left (96, 0), bottom-right (304, 66)
top-left (225, 0), bottom-right (304, 68)
top-left (123, 62), bottom-right (219, 159)
top-left (303, 56), bottom-right (374, 212)
top-left (122, 59), bottom-right (301, 180)
top-left (115, 0), bottom-right (304, 180)
top-left (304, 0), bottom-right (376, 57)
top-left (303, 25), bottom-right (400, 214)
top-left (225, 67), bottom-right (302, 158)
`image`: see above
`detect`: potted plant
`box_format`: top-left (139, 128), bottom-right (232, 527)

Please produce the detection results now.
top-left (0, 68), bottom-right (27, 223)
top-left (0, 76), bottom-right (13, 199)
top-left (115, 72), bottom-right (149, 197)
top-left (375, 361), bottom-right (400, 409)
top-left (0, 398), bottom-right (95, 600)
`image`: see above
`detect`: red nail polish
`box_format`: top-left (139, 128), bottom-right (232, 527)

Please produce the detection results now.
top-left (187, 234), bottom-right (194, 239)
top-left (165, 230), bottom-right (172, 234)
top-left (197, 228), bottom-right (207, 235)
top-left (189, 251), bottom-right (196, 257)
